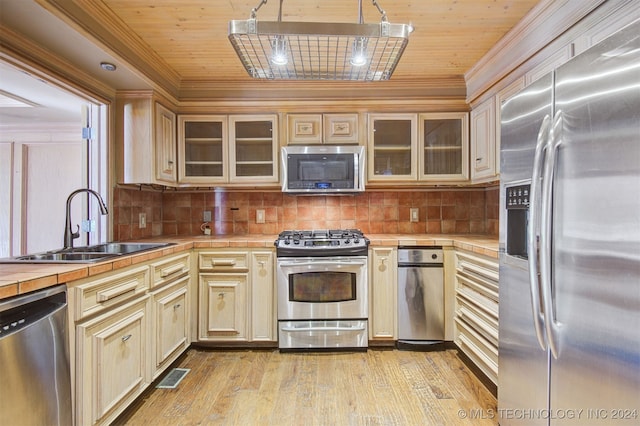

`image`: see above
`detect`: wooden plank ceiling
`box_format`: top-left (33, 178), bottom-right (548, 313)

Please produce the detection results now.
top-left (55, 0), bottom-right (541, 99)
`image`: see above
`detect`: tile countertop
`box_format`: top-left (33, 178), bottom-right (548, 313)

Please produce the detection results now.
top-left (0, 234), bottom-right (497, 300)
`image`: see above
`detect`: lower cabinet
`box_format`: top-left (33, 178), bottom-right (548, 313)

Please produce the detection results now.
top-left (454, 249), bottom-right (499, 385)
top-left (199, 272), bottom-right (249, 341)
top-left (71, 252), bottom-right (191, 426)
top-left (150, 275), bottom-right (190, 377)
top-left (75, 295), bottom-right (150, 426)
top-left (197, 249), bottom-right (275, 343)
top-left (369, 247), bottom-right (397, 340)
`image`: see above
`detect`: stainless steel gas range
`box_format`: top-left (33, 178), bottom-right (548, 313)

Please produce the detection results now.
top-left (275, 229), bottom-right (369, 350)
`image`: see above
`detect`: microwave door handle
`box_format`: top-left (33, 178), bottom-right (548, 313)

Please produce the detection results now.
top-left (528, 114), bottom-right (552, 351)
top-left (539, 110), bottom-right (563, 360)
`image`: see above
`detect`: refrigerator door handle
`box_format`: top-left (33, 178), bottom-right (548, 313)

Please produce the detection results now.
top-left (528, 114), bottom-right (552, 351)
top-left (539, 109), bottom-right (564, 359)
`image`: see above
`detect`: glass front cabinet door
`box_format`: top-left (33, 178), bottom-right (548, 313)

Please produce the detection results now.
top-left (178, 115), bottom-right (227, 184)
top-left (367, 113), bottom-right (418, 181)
top-left (419, 112), bottom-right (469, 182)
top-left (229, 115), bottom-right (279, 183)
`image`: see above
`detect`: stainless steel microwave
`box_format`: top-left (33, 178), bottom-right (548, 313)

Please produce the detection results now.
top-left (281, 145), bottom-right (365, 194)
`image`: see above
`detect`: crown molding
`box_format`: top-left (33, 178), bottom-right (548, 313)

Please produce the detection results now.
top-left (465, 0), bottom-right (605, 102)
top-left (177, 77), bottom-right (467, 102)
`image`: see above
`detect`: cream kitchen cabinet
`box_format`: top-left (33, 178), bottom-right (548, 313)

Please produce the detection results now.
top-left (178, 115), bottom-right (227, 184)
top-left (73, 264), bottom-right (151, 426)
top-left (199, 272), bottom-right (248, 341)
top-left (369, 247), bottom-right (397, 340)
top-left (454, 249), bottom-right (499, 385)
top-left (367, 113), bottom-right (418, 182)
top-left (149, 252), bottom-right (190, 378)
top-left (287, 113), bottom-right (360, 145)
top-left (470, 97), bottom-right (497, 183)
top-left (178, 114), bottom-right (278, 185)
top-left (419, 112), bottom-right (469, 182)
top-left (117, 91), bottom-right (177, 186)
top-left (198, 251), bottom-right (249, 341)
top-left (197, 249), bottom-right (276, 342)
top-left (70, 252), bottom-right (192, 426)
top-left (250, 250), bottom-right (276, 341)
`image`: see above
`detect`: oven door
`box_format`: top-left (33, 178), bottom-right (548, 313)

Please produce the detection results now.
top-left (276, 256), bottom-right (368, 320)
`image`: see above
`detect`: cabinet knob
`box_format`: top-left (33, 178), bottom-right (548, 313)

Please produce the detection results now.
top-left (121, 334), bottom-right (132, 342)
top-left (173, 303), bottom-right (181, 310)
top-left (218, 293), bottom-right (225, 299)
top-left (476, 157), bottom-right (482, 162)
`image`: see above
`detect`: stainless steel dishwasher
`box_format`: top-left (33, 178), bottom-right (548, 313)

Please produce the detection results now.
top-left (0, 284), bottom-right (72, 425)
top-left (397, 247), bottom-right (444, 350)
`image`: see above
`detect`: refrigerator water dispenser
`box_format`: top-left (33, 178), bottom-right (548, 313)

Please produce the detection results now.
top-left (505, 183), bottom-right (530, 259)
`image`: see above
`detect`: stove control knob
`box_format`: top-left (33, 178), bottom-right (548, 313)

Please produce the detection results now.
top-left (294, 240), bottom-right (300, 245)
top-left (284, 240), bottom-right (290, 245)
top-left (344, 239), bottom-right (351, 244)
top-left (354, 238), bottom-right (360, 244)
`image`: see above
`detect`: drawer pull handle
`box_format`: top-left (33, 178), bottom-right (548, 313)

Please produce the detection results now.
top-left (121, 334), bottom-right (132, 342)
top-left (212, 259), bottom-right (236, 267)
top-left (161, 264), bottom-right (185, 278)
top-left (96, 280), bottom-right (139, 302)
top-left (173, 303), bottom-right (181, 310)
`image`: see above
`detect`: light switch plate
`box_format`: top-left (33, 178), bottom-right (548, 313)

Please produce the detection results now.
top-left (139, 213), bottom-right (146, 228)
top-left (410, 208), bottom-right (419, 222)
top-left (256, 209), bottom-right (265, 224)
top-left (203, 210), bottom-right (212, 222)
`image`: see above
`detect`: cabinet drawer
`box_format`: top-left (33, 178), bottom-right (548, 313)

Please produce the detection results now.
top-left (74, 265), bottom-right (149, 321)
top-left (199, 251), bottom-right (248, 271)
top-left (150, 252), bottom-right (190, 289)
top-left (455, 294), bottom-right (498, 347)
top-left (455, 318), bottom-right (498, 384)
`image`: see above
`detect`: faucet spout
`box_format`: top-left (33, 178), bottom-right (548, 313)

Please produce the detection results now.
top-left (63, 189), bottom-right (108, 249)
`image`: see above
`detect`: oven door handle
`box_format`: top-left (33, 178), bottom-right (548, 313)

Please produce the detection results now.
top-left (278, 260), bottom-right (366, 268)
top-left (281, 325), bottom-right (366, 332)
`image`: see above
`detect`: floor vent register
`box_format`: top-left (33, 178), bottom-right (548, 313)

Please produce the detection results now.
top-left (156, 368), bottom-right (190, 389)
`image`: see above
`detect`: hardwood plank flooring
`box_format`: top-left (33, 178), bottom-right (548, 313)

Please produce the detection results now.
top-left (115, 348), bottom-right (497, 426)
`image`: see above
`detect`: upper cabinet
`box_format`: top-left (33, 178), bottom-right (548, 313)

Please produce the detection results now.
top-left (229, 115), bottom-right (279, 183)
top-left (178, 115), bottom-right (227, 184)
top-left (419, 112), bottom-right (469, 182)
top-left (178, 114), bottom-right (279, 185)
top-left (117, 92), bottom-right (177, 186)
top-left (367, 113), bottom-right (418, 181)
top-left (286, 113), bottom-right (359, 145)
top-left (470, 98), bottom-right (497, 183)
top-left (368, 112), bottom-right (469, 184)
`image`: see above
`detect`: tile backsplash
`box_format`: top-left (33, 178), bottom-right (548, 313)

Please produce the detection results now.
top-left (113, 186), bottom-right (499, 240)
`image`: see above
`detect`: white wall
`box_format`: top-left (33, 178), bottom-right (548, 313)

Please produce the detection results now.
top-left (0, 124), bottom-right (84, 256)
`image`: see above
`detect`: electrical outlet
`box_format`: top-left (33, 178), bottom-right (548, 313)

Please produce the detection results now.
top-left (410, 208), bottom-right (419, 222)
top-left (256, 209), bottom-right (265, 224)
top-left (139, 213), bottom-right (146, 228)
top-left (203, 210), bottom-right (212, 222)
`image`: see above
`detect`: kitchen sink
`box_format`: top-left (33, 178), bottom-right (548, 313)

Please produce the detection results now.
top-left (0, 242), bottom-right (175, 264)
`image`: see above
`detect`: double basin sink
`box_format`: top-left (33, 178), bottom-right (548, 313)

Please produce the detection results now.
top-left (1, 242), bottom-right (175, 264)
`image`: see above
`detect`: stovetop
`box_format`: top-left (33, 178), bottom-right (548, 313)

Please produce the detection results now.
top-left (275, 229), bottom-right (369, 257)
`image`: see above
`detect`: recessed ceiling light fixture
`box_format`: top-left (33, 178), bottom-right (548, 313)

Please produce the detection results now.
top-left (228, 0), bottom-right (413, 81)
top-left (100, 62), bottom-right (117, 72)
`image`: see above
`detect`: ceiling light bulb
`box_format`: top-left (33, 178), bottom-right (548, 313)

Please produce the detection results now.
top-left (350, 37), bottom-right (368, 67)
top-left (100, 62), bottom-right (117, 71)
top-left (271, 36), bottom-right (288, 66)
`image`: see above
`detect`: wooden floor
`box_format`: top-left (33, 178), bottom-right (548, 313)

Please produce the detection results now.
top-left (116, 348), bottom-right (497, 426)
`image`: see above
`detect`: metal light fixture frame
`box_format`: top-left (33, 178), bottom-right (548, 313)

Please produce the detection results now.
top-left (228, 0), bottom-right (413, 81)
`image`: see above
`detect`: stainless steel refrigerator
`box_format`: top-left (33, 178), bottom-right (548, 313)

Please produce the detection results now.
top-left (498, 19), bottom-right (640, 426)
